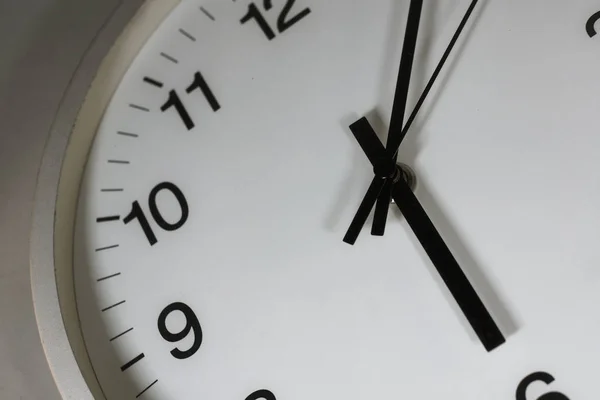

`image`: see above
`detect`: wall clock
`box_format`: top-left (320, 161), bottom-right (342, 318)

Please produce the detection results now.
top-left (30, 0), bottom-right (600, 399)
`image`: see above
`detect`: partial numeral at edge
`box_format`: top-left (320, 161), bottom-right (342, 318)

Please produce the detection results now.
top-left (516, 372), bottom-right (570, 400)
top-left (586, 10), bottom-right (600, 38)
top-left (246, 389), bottom-right (276, 400)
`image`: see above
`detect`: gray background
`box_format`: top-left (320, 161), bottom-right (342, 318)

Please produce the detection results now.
top-left (0, 1), bottom-right (121, 398)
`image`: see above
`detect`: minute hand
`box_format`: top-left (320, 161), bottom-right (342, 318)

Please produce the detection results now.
top-left (371, 0), bottom-right (423, 236)
top-left (343, 0), bottom-right (480, 245)
top-left (391, 178), bottom-right (505, 352)
top-left (389, 0), bottom-right (479, 157)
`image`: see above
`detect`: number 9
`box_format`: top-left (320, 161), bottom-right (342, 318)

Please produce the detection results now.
top-left (157, 302), bottom-right (203, 359)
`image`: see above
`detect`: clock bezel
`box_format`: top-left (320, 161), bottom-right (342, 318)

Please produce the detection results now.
top-left (29, 1), bottom-right (178, 398)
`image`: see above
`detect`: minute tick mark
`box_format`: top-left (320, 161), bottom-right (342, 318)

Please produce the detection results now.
top-left (143, 77), bottom-right (164, 88)
top-left (101, 300), bottom-right (125, 312)
top-left (108, 160), bottom-right (130, 165)
top-left (95, 244), bottom-right (119, 252)
top-left (136, 380), bottom-right (158, 398)
top-left (110, 327), bottom-right (133, 342)
top-left (101, 188), bottom-right (124, 193)
top-left (160, 52), bottom-right (179, 64)
top-left (199, 6), bottom-right (215, 21)
top-left (97, 272), bottom-right (121, 282)
top-left (129, 104), bottom-right (150, 112)
top-left (178, 28), bottom-right (196, 41)
top-left (121, 353), bottom-right (145, 371)
top-left (117, 131), bottom-right (139, 138)
top-left (96, 215), bottom-right (120, 223)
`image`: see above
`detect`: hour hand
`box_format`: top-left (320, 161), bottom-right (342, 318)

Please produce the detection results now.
top-left (391, 178), bottom-right (505, 352)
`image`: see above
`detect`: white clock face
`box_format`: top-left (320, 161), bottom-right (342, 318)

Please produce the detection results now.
top-left (70, 0), bottom-right (600, 399)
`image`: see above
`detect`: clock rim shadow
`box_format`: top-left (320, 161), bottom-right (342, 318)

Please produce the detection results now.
top-left (75, 198), bottom-right (157, 400)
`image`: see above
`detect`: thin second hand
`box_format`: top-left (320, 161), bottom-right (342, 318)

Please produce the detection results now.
top-left (391, 0), bottom-right (479, 159)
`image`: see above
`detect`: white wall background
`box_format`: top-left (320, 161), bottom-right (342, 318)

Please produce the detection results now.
top-left (0, 1), bottom-right (121, 398)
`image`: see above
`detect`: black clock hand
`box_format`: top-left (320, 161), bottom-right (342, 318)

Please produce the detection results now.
top-left (343, 0), bottom-right (422, 243)
top-left (372, 0), bottom-right (423, 237)
top-left (342, 178), bottom-right (387, 245)
top-left (388, 0), bottom-right (479, 157)
top-left (349, 118), bottom-right (505, 351)
top-left (343, 118), bottom-right (389, 244)
top-left (344, 0), bottom-right (479, 245)
top-left (391, 177), bottom-right (505, 352)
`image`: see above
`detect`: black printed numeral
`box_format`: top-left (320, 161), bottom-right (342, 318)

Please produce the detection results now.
top-left (157, 302), bottom-right (202, 360)
top-left (516, 372), bottom-right (570, 400)
top-left (160, 71), bottom-right (220, 130)
top-left (186, 71), bottom-right (220, 112)
top-left (240, 0), bottom-right (311, 41)
top-left (277, 0), bottom-right (311, 32)
top-left (195, 389), bottom-right (276, 400)
top-left (246, 389), bottom-right (276, 400)
top-left (586, 11), bottom-right (600, 38)
top-left (241, 3), bottom-right (275, 40)
top-left (123, 182), bottom-right (189, 245)
top-left (161, 90), bottom-right (194, 130)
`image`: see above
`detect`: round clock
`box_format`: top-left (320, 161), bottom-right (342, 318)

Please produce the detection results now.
top-left (30, 0), bottom-right (600, 399)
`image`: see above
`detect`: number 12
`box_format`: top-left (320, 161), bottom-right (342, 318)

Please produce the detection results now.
top-left (240, 0), bottom-right (312, 41)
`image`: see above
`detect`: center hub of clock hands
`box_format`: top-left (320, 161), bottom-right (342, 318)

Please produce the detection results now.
top-left (372, 157), bottom-right (397, 180)
top-left (342, 0), bottom-right (505, 352)
top-left (373, 159), bottom-right (417, 190)
top-left (344, 115), bottom-right (505, 353)
top-left (394, 163), bottom-right (417, 191)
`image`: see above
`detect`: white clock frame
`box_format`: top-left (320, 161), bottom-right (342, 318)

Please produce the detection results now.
top-left (30, 1), bottom-right (178, 398)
